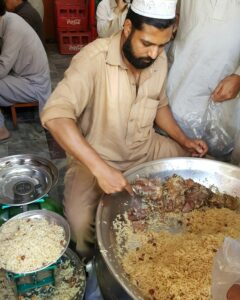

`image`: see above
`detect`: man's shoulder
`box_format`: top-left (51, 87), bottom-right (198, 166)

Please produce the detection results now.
top-left (73, 37), bottom-right (111, 62)
top-left (2, 12), bottom-right (27, 32)
top-left (152, 50), bottom-right (168, 74)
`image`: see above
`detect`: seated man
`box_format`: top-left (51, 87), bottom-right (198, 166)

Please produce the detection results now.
top-left (0, 1), bottom-right (51, 141)
top-left (5, 0), bottom-right (44, 42)
top-left (96, 0), bottom-right (131, 38)
top-left (41, 0), bottom-right (208, 260)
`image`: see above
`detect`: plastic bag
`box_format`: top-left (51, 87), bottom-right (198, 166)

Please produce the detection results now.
top-left (202, 99), bottom-right (234, 157)
top-left (231, 132), bottom-right (240, 166)
top-left (176, 98), bottom-right (235, 158)
top-left (230, 112), bottom-right (240, 166)
top-left (212, 237), bottom-right (240, 300)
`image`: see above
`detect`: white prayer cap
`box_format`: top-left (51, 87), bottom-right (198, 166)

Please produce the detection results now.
top-left (131, 0), bottom-right (177, 19)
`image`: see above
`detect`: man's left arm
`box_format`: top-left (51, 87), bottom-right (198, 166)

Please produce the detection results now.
top-left (0, 29), bottom-right (22, 79)
top-left (155, 105), bottom-right (208, 157)
top-left (212, 66), bottom-right (240, 102)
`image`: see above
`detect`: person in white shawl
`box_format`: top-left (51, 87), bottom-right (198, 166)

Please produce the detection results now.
top-left (167, 0), bottom-right (240, 162)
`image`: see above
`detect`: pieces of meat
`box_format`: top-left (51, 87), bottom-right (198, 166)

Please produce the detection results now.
top-left (130, 175), bottom-right (239, 215)
top-left (133, 178), bottom-right (163, 201)
top-left (128, 208), bottom-right (148, 221)
top-left (183, 179), bottom-right (212, 212)
top-left (207, 193), bottom-right (239, 210)
top-left (162, 175), bottom-right (186, 212)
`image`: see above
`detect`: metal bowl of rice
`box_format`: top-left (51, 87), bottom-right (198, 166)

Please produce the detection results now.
top-left (0, 210), bottom-right (70, 274)
top-left (96, 157), bottom-right (240, 299)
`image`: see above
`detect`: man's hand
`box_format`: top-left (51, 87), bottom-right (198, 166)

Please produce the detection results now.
top-left (155, 105), bottom-right (208, 157)
top-left (114, 0), bottom-right (128, 13)
top-left (212, 74), bottom-right (240, 102)
top-left (182, 138), bottom-right (208, 157)
top-left (227, 284), bottom-right (240, 300)
top-left (93, 163), bottom-right (133, 195)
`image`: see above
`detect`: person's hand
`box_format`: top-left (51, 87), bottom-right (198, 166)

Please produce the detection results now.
top-left (94, 163), bottom-right (133, 195)
top-left (212, 74), bottom-right (240, 102)
top-left (182, 138), bottom-right (208, 157)
top-left (227, 283), bottom-right (240, 300)
top-left (115, 0), bottom-right (128, 13)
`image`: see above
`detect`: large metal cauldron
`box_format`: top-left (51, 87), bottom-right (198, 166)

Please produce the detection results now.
top-left (96, 158), bottom-right (240, 300)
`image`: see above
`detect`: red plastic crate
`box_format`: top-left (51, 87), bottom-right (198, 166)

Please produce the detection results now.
top-left (58, 30), bottom-right (91, 54)
top-left (90, 27), bottom-right (98, 41)
top-left (55, 0), bottom-right (86, 9)
top-left (55, 3), bottom-right (88, 31)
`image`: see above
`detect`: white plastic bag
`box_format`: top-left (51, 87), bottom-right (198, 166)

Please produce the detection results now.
top-left (231, 112), bottom-right (240, 166)
top-left (202, 99), bottom-right (234, 157)
top-left (173, 98), bottom-right (235, 158)
top-left (231, 132), bottom-right (240, 166)
top-left (212, 237), bottom-right (240, 300)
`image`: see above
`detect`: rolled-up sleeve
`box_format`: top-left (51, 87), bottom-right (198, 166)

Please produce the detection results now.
top-left (40, 50), bottom-right (95, 127)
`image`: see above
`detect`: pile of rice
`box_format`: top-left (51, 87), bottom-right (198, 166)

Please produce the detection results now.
top-left (0, 218), bottom-right (66, 273)
top-left (114, 208), bottom-right (240, 300)
top-left (0, 250), bottom-right (86, 300)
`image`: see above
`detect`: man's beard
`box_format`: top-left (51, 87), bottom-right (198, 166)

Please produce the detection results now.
top-left (122, 34), bottom-right (156, 69)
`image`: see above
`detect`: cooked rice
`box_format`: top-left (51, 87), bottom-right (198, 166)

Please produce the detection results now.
top-left (115, 208), bottom-right (240, 300)
top-left (0, 218), bottom-right (66, 273)
top-left (0, 250), bottom-right (86, 300)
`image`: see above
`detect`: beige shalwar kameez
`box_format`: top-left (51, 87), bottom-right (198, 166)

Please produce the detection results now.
top-left (41, 32), bottom-right (188, 257)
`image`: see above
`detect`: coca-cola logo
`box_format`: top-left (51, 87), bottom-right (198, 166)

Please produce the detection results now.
top-left (69, 45), bottom-right (83, 51)
top-left (66, 19), bottom-right (81, 25)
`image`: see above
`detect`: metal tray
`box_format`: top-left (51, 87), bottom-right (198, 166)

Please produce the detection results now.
top-left (0, 210), bottom-right (70, 274)
top-left (0, 154), bottom-right (58, 206)
top-left (96, 158), bottom-right (240, 300)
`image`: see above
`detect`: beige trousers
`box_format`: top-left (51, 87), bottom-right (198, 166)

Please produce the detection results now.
top-left (64, 135), bottom-right (188, 258)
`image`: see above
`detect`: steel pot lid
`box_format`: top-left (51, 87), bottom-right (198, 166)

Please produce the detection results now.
top-left (0, 154), bottom-right (58, 206)
top-left (96, 158), bottom-right (240, 300)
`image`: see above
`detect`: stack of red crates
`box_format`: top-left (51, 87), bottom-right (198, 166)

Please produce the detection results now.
top-left (55, 0), bottom-right (92, 55)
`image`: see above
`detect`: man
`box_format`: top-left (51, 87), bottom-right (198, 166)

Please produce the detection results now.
top-left (5, 0), bottom-right (44, 42)
top-left (41, 0), bottom-right (208, 259)
top-left (167, 0), bottom-right (240, 160)
top-left (97, 0), bottom-right (131, 38)
top-left (0, 1), bottom-right (51, 141)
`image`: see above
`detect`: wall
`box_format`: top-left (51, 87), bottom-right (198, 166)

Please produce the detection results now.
top-left (43, 0), bottom-right (57, 42)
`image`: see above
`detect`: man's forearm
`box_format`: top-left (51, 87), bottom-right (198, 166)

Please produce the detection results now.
top-left (155, 105), bottom-right (208, 157)
top-left (45, 117), bottom-right (133, 195)
top-left (45, 118), bottom-right (107, 176)
top-left (155, 105), bottom-right (188, 146)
